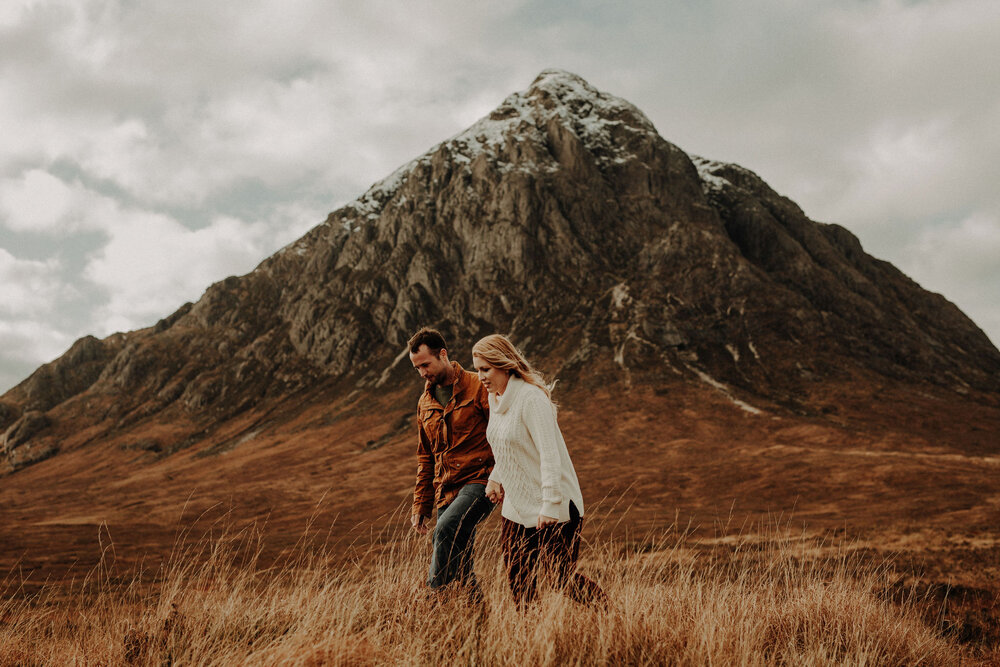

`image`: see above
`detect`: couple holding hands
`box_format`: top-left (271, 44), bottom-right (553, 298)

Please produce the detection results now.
top-left (408, 328), bottom-right (604, 607)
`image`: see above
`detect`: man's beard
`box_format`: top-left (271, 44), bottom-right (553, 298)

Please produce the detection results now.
top-left (431, 365), bottom-right (451, 385)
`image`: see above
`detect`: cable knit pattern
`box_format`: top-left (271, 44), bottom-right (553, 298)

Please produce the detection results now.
top-left (486, 377), bottom-right (585, 528)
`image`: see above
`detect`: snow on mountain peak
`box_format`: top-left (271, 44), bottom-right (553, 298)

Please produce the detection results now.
top-left (691, 156), bottom-right (733, 193)
top-left (338, 70), bottom-right (662, 228)
top-left (452, 68), bottom-right (660, 163)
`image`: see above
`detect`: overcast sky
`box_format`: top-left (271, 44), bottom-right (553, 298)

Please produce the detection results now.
top-left (1, 0), bottom-right (998, 393)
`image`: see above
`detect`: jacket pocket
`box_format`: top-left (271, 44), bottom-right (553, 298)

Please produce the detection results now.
top-left (447, 400), bottom-right (479, 440)
top-left (421, 413), bottom-right (443, 449)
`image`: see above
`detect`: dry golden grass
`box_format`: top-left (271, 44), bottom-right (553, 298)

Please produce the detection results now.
top-left (0, 510), bottom-right (978, 666)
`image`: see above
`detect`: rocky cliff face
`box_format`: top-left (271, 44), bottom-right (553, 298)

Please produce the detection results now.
top-left (3, 69), bottom-right (998, 471)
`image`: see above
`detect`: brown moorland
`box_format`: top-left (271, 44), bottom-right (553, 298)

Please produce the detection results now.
top-left (2, 365), bottom-right (998, 660)
top-left (2, 70), bottom-right (998, 662)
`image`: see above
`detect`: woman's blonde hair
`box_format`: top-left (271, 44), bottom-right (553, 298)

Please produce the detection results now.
top-left (472, 334), bottom-right (553, 399)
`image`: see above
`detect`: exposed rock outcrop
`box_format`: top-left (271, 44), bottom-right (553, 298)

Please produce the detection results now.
top-left (2, 411), bottom-right (51, 453)
top-left (5, 335), bottom-right (124, 414)
top-left (0, 401), bottom-right (20, 432)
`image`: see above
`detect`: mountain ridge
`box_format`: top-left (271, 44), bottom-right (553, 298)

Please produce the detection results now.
top-left (2, 68), bottom-right (998, 474)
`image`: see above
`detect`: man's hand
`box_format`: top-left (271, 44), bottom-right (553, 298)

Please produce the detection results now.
top-left (411, 514), bottom-right (429, 535)
top-left (485, 480), bottom-right (504, 504)
top-left (536, 513), bottom-right (558, 530)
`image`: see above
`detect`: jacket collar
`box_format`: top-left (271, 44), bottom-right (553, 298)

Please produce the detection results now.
top-left (424, 360), bottom-right (467, 401)
top-left (490, 375), bottom-right (523, 415)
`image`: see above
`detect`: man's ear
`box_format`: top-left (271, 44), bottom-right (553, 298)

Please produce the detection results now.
top-left (439, 348), bottom-right (449, 361)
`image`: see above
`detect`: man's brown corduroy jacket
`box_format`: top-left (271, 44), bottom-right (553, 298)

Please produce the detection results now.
top-left (412, 361), bottom-right (494, 518)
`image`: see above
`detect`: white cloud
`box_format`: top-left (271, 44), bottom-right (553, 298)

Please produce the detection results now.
top-left (896, 212), bottom-right (1000, 345)
top-left (904, 213), bottom-right (1000, 283)
top-left (0, 248), bottom-right (78, 392)
top-left (0, 1), bottom-right (42, 28)
top-left (0, 170), bottom-right (79, 233)
top-left (1, 168), bottom-right (311, 342)
top-left (0, 318), bottom-right (76, 392)
top-left (0, 169), bottom-right (135, 236)
top-left (0, 247), bottom-right (67, 316)
top-left (833, 118), bottom-right (966, 227)
top-left (83, 212), bottom-right (275, 333)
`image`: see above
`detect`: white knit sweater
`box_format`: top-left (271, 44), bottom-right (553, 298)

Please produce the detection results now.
top-left (486, 376), bottom-right (585, 528)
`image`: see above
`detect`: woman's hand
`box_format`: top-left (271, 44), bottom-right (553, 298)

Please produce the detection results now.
top-left (536, 514), bottom-right (558, 529)
top-left (485, 480), bottom-right (504, 504)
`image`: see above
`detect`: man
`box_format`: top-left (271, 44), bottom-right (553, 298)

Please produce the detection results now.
top-left (408, 327), bottom-right (495, 598)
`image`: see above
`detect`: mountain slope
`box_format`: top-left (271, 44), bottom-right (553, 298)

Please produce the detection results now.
top-left (3, 69), bottom-right (997, 473)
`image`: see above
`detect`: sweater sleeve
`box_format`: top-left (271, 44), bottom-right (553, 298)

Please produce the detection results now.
top-left (483, 386), bottom-right (502, 485)
top-left (521, 388), bottom-right (563, 518)
top-left (487, 467), bottom-right (503, 485)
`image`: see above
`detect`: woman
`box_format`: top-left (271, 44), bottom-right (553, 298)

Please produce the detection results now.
top-left (472, 334), bottom-right (605, 607)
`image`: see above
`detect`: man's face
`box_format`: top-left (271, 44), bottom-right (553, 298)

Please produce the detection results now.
top-left (409, 345), bottom-right (451, 385)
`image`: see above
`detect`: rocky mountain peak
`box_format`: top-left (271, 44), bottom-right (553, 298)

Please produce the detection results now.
top-left (305, 68), bottom-right (661, 239)
top-left (3, 69), bottom-right (998, 471)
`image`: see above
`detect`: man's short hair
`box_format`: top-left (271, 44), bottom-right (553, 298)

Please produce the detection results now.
top-left (407, 327), bottom-right (448, 355)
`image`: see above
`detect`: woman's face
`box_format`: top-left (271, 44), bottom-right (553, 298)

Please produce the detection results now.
top-left (473, 355), bottom-right (510, 395)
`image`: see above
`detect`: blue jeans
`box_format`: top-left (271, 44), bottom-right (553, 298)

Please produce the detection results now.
top-left (428, 483), bottom-right (494, 590)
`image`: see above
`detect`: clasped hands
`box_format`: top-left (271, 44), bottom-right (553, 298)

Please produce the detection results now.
top-left (413, 482), bottom-right (557, 534)
top-left (485, 479), bottom-right (504, 503)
